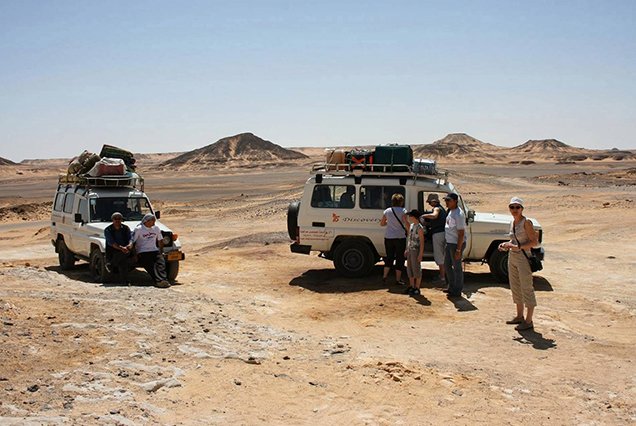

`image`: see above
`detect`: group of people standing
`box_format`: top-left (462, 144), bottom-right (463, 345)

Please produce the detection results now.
top-left (381, 193), bottom-right (539, 330)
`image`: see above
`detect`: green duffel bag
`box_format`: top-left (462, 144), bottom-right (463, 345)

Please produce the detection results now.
top-left (373, 144), bottom-right (413, 172)
top-left (99, 144), bottom-right (136, 171)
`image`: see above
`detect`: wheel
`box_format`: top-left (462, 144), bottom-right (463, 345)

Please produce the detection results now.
top-left (57, 239), bottom-right (75, 270)
top-left (489, 250), bottom-right (509, 283)
top-left (166, 261), bottom-right (179, 281)
top-left (89, 249), bottom-right (109, 283)
top-left (287, 202), bottom-right (300, 240)
top-left (332, 240), bottom-right (375, 278)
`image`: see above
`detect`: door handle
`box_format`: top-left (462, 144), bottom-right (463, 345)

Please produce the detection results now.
top-left (312, 222), bottom-right (325, 227)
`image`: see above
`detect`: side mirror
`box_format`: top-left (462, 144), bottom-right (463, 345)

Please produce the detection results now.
top-left (467, 209), bottom-right (475, 223)
top-left (74, 213), bottom-right (83, 224)
top-left (155, 211), bottom-right (161, 220)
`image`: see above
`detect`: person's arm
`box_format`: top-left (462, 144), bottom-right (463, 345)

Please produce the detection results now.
top-left (104, 227), bottom-right (115, 248)
top-left (380, 214), bottom-right (388, 226)
top-left (520, 219), bottom-right (539, 250)
top-left (156, 228), bottom-right (164, 250)
top-left (422, 207), bottom-right (440, 220)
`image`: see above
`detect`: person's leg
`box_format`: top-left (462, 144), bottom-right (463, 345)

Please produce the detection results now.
top-left (433, 233), bottom-right (446, 281)
top-left (152, 252), bottom-right (168, 282)
top-left (137, 252), bottom-right (157, 282)
top-left (383, 239), bottom-right (395, 281)
top-left (394, 238), bottom-right (406, 283)
top-left (444, 243), bottom-right (454, 291)
top-left (517, 254), bottom-right (536, 324)
top-left (406, 252), bottom-right (415, 289)
top-left (111, 251), bottom-right (129, 284)
top-left (414, 253), bottom-right (422, 291)
top-left (507, 253), bottom-right (525, 322)
top-left (452, 246), bottom-right (464, 296)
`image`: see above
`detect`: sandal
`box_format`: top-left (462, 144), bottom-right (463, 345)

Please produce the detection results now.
top-left (506, 316), bottom-right (524, 325)
top-left (515, 321), bottom-right (533, 331)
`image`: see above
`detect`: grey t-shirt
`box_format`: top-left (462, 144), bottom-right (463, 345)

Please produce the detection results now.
top-left (383, 207), bottom-right (407, 239)
top-left (445, 207), bottom-right (466, 244)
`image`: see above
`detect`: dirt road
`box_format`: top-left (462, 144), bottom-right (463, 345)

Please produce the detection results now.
top-left (1, 162), bottom-right (634, 424)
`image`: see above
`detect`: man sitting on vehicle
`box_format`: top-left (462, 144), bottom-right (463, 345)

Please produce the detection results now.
top-left (104, 212), bottom-right (132, 284)
top-left (131, 213), bottom-right (170, 288)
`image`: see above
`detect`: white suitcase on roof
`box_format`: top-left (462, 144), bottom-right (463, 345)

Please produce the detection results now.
top-left (412, 158), bottom-right (436, 175)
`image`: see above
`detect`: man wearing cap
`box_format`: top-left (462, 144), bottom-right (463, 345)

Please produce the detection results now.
top-left (443, 193), bottom-right (467, 298)
top-left (421, 193), bottom-right (447, 284)
top-left (104, 212), bottom-right (132, 284)
top-left (131, 213), bottom-right (170, 288)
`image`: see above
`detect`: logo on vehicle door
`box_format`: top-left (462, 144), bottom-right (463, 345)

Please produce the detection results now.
top-left (332, 213), bottom-right (340, 222)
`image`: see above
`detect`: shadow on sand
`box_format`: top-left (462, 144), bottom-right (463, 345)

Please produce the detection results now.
top-left (513, 328), bottom-right (557, 350)
top-left (44, 264), bottom-right (164, 288)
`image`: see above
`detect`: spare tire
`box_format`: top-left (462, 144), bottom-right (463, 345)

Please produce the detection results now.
top-left (287, 201), bottom-right (300, 240)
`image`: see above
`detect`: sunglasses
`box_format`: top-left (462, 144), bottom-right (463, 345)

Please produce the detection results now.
top-left (509, 205), bottom-right (522, 210)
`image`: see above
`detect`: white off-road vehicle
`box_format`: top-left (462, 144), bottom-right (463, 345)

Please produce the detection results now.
top-left (51, 174), bottom-right (184, 282)
top-left (287, 161), bottom-right (544, 282)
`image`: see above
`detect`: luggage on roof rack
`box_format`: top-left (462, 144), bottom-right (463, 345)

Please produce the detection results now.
top-left (372, 144), bottom-right (413, 172)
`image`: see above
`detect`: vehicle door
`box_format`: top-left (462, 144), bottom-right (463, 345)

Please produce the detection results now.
top-left (72, 195), bottom-right (91, 257)
top-left (60, 192), bottom-right (77, 251)
top-left (51, 190), bottom-right (66, 243)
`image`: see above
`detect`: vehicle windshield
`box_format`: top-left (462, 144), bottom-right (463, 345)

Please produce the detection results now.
top-left (89, 197), bottom-right (153, 223)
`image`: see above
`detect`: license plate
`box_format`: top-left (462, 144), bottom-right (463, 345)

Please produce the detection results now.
top-left (166, 251), bottom-right (182, 261)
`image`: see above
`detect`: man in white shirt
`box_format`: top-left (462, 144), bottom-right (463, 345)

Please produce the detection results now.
top-left (443, 193), bottom-right (466, 298)
top-left (130, 213), bottom-right (170, 288)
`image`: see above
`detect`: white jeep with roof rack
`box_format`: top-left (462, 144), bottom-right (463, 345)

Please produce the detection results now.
top-left (51, 173), bottom-right (184, 282)
top-left (287, 158), bottom-right (544, 282)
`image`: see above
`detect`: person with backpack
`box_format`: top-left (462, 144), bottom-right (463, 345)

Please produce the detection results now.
top-left (421, 193), bottom-right (447, 284)
top-left (380, 193), bottom-right (408, 285)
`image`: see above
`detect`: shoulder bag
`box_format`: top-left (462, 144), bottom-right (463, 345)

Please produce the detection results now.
top-left (391, 207), bottom-right (408, 237)
top-left (513, 221), bottom-right (543, 272)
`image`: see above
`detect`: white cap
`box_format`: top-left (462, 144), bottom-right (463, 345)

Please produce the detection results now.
top-left (509, 197), bottom-right (524, 207)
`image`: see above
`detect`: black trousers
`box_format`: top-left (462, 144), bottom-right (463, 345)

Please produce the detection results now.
top-left (106, 248), bottom-right (132, 283)
top-left (384, 238), bottom-right (406, 270)
top-left (137, 251), bottom-right (168, 283)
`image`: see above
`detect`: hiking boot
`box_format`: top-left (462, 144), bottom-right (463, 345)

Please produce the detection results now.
top-left (412, 288), bottom-right (421, 296)
top-left (155, 280), bottom-right (170, 288)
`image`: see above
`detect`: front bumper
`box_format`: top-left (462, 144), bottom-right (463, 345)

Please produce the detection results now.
top-left (290, 243), bottom-right (311, 255)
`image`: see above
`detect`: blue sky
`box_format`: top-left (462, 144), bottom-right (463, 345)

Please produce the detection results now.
top-left (1, 0), bottom-right (635, 161)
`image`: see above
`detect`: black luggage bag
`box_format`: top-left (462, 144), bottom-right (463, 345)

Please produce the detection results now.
top-left (373, 144), bottom-right (413, 172)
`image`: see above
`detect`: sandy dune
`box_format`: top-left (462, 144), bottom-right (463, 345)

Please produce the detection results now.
top-left (0, 154), bottom-right (635, 424)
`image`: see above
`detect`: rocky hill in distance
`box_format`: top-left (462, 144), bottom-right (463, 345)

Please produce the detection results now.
top-left (161, 133), bottom-right (308, 169)
top-left (0, 157), bottom-right (16, 166)
top-left (413, 133), bottom-right (507, 162)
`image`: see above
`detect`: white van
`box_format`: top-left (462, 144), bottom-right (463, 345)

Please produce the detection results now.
top-left (51, 174), bottom-right (184, 282)
top-left (288, 165), bottom-right (544, 282)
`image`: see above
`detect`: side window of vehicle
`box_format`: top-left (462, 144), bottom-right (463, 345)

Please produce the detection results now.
top-left (77, 198), bottom-right (88, 222)
top-left (63, 193), bottom-right (75, 214)
top-left (54, 193), bottom-right (65, 212)
top-left (310, 185), bottom-right (355, 208)
top-left (359, 186), bottom-right (405, 209)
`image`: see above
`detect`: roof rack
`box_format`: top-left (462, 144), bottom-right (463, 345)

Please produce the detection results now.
top-left (310, 162), bottom-right (448, 185)
top-left (58, 173), bottom-right (144, 191)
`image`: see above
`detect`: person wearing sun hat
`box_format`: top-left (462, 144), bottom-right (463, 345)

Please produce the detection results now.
top-left (498, 196), bottom-right (540, 330)
top-left (131, 213), bottom-right (170, 288)
top-left (421, 193), bottom-right (447, 284)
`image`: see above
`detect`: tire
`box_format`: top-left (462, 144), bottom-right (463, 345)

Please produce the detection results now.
top-left (57, 239), bottom-right (75, 270)
top-left (287, 202), bottom-right (300, 240)
top-left (166, 261), bottom-right (179, 281)
top-left (333, 240), bottom-right (375, 278)
top-left (489, 250), bottom-right (509, 283)
top-left (89, 249), bottom-right (109, 283)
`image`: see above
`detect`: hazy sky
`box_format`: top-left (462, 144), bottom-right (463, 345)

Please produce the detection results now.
top-left (1, 1), bottom-right (635, 161)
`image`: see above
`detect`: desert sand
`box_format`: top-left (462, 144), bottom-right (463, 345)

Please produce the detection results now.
top-left (0, 141), bottom-right (635, 424)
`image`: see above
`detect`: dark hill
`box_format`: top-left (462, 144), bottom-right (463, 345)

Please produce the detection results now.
top-left (0, 157), bottom-right (16, 166)
top-left (162, 133), bottom-right (307, 168)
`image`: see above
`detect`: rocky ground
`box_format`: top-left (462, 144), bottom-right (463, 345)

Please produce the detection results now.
top-left (0, 161), bottom-right (635, 425)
